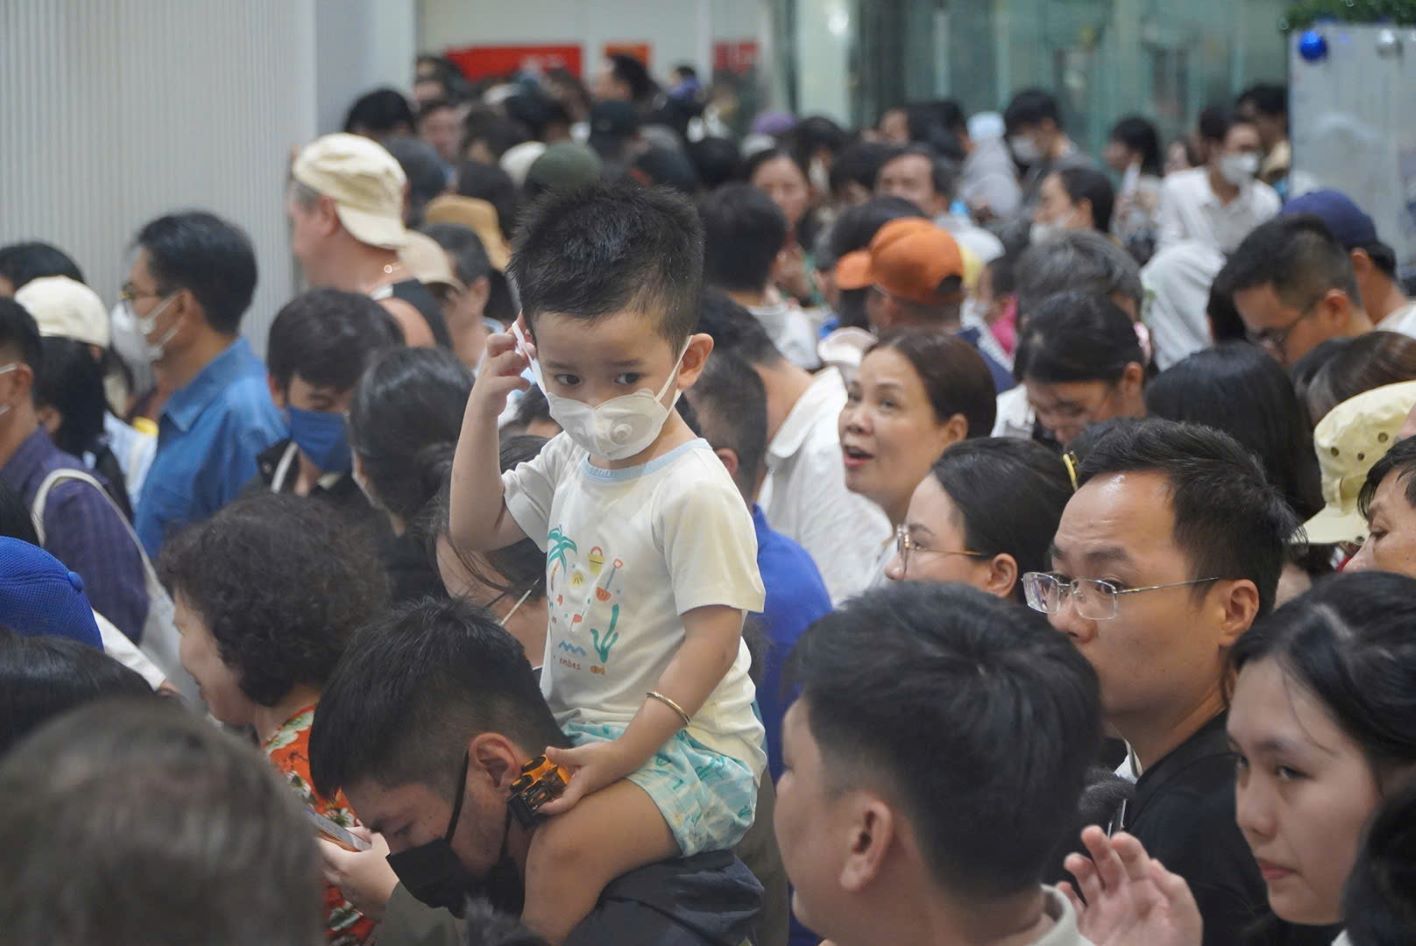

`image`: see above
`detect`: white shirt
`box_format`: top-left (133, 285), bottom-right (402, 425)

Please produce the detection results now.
top-left (94, 610), bottom-right (164, 689)
top-left (1376, 299), bottom-right (1416, 338)
top-left (1141, 240), bottom-right (1226, 369)
top-left (758, 371), bottom-right (892, 605)
top-left (504, 434), bottom-right (767, 775)
top-left (751, 300), bottom-right (821, 371)
top-left (1157, 168), bottom-right (1280, 255)
top-left (992, 384), bottom-right (1035, 440)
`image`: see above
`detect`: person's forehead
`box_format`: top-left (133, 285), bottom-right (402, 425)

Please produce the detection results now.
top-left (884, 154), bottom-right (930, 178)
top-left (127, 249), bottom-right (155, 286)
top-left (859, 347), bottom-right (924, 392)
top-left (1056, 471), bottom-right (1178, 556)
top-left (533, 310), bottom-right (673, 358)
top-left (1232, 283), bottom-right (1294, 322)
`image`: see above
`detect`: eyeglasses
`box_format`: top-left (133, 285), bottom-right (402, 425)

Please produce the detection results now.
top-left (1021, 572), bottom-right (1221, 621)
top-left (119, 283), bottom-right (164, 304)
top-left (1245, 303), bottom-right (1318, 354)
top-left (894, 524), bottom-right (984, 574)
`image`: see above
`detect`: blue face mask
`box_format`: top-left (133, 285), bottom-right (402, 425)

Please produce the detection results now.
top-left (288, 407), bottom-right (352, 474)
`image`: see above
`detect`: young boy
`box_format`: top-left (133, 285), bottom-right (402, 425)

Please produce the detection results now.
top-left (449, 183), bottom-right (767, 943)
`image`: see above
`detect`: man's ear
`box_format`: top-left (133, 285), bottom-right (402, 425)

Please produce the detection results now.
top-left (1118, 361), bottom-right (1145, 398)
top-left (1214, 578), bottom-right (1260, 649)
top-left (469, 733), bottom-right (526, 791)
top-left (838, 794), bottom-right (895, 894)
top-left (714, 447), bottom-right (741, 482)
top-left (316, 194), bottom-right (343, 237)
top-left (675, 333), bottom-right (715, 389)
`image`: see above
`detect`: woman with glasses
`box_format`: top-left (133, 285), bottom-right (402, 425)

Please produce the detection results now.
top-left (839, 330), bottom-right (998, 585)
top-left (1016, 291), bottom-right (1147, 447)
top-left (886, 438), bottom-right (1072, 601)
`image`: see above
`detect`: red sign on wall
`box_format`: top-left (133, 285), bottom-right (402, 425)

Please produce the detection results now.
top-left (714, 40), bottom-right (759, 74)
top-left (445, 44), bottom-right (583, 81)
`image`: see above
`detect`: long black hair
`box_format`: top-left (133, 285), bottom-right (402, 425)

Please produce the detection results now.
top-left (348, 348), bottom-right (473, 525)
top-left (1146, 343), bottom-right (1323, 521)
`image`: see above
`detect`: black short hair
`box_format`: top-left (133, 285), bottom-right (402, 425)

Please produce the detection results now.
top-left (1301, 330), bottom-right (1416, 425)
top-left (1206, 259), bottom-right (1247, 343)
top-left (1233, 571), bottom-right (1416, 774)
top-left (266, 288), bottom-right (401, 394)
top-left (791, 582), bottom-right (1100, 897)
top-left (687, 351), bottom-right (767, 496)
top-left (511, 182), bottom-right (704, 347)
top-left (33, 336), bottom-right (106, 458)
top-left (344, 87), bottom-right (416, 137)
top-left (349, 347), bottom-right (474, 524)
top-left (133, 211), bottom-right (257, 335)
top-left (0, 241), bottom-right (84, 291)
top-left (1004, 88), bottom-right (1063, 133)
top-left (1107, 116), bottom-right (1162, 176)
top-left (1014, 231), bottom-right (1144, 321)
top-left (1016, 292), bottom-right (1143, 385)
top-left (829, 141), bottom-right (896, 200)
top-left (1343, 779), bottom-right (1416, 946)
top-left (456, 160), bottom-right (521, 240)
top-left (158, 494), bottom-right (388, 707)
top-left (786, 115), bottom-right (852, 169)
top-left (1225, 215), bottom-right (1359, 308)
top-left (926, 439), bottom-right (1073, 601)
top-left (1147, 343), bottom-right (1323, 520)
top-left (1055, 167), bottom-right (1115, 235)
top-left (870, 330), bottom-right (997, 436)
top-left (608, 53), bottom-right (655, 102)
top-left (0, 699), bottom-right (323, 946)
top-left (1360, 435), bottom-right (1416, 521)
top-left (421, 223), bottom-right (494, 288)
top-left (700, 182), bottom-right (788, 296)
top-left (1197, 106), bottom-right (1255, 146)
top-left (0, 629), bottom-right (152, 757)
top-left (1075, 418), bottom-right (1299, 617)
top-left (688, 137), bottom-right (743, 192)
top-left (385, 137), bottom-right (451, 226)
top-left (824, 196), bottom-right (927, 262)
top-left (694, 289), bottom-right (784, 367)
top-left (461, 110), bottom-right (532, 164)
top-left (1236, 83), bottom-right (1288, 120)
top-left (309, 597), bottom-right (569, 799)
top-left (0, 298), bottom-right (42, 392)
top-left (878, 145), bottom-right (959, 202)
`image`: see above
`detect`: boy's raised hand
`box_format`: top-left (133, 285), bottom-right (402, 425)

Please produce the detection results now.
top-left (470, 326), bottom-right (532, 420)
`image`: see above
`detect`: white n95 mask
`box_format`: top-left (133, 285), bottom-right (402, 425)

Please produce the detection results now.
top-left (513, 323), bottom-right (688, 462)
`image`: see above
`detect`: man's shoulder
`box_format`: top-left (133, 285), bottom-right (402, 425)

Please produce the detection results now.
top-left (568, 851), bottom-right (762, 946)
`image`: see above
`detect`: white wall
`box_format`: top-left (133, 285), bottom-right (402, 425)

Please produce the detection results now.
top-left (418, 0), bottom-right (763, 80)
top-left (0, 0), bottom-right (416, 358)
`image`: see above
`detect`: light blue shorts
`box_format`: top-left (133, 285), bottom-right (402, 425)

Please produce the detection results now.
top-left (564, 720), bottom-right (758, 857)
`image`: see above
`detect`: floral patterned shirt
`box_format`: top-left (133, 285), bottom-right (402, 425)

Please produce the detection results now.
top-left (264, 705), bottom-right (376, 946)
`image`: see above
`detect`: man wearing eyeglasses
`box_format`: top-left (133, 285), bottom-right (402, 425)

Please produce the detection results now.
top-left (1025, 418), bottom-right (1299, 946)
top-left (1226, 215), bottom-right (1372, 368)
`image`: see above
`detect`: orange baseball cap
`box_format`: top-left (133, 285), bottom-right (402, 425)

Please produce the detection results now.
top-left (835, 218), bottom-right (965, 305)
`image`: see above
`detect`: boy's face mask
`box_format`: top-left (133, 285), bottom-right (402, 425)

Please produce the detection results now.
top-left (513, 322), bottom-right (688, 461)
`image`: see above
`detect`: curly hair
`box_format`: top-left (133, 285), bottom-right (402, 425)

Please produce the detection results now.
top-left (158, 493), bottom-right (389, 707)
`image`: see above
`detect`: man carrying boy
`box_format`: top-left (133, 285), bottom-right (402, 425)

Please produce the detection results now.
top-left (449, 183), bottom-right (767, 942)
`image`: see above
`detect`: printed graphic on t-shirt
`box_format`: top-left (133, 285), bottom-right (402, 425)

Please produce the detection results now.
top-left (548, 527), bottom-right (626, 675)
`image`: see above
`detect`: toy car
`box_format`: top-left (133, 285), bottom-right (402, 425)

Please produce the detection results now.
top-left (509, 754), bottom-right (569, 827)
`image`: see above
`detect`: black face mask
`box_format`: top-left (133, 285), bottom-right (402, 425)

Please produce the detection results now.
top-left (384, 752), bottom-right (525, 917)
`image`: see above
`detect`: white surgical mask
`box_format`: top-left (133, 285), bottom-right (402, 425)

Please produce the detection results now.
top-left (1030, 220), bottom-right (1061, 245)
top-left (1009, 134), bottom-right (1042, 164)
top-left (513, 323), bottom-right (687, 462)
top-left (131, 294), bottom-right (181, 361)
top-left (1218, 152), bottom-right (1260, 187)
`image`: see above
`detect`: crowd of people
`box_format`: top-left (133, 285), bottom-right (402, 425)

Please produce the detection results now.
top-left (2, 49), bottom-right (1416, 946)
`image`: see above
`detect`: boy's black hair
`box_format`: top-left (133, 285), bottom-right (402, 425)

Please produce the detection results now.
top-left (694, 289), bottom-right (783, 367)
top-left (510, 183), bottom-right (704, 347)
top-left (687, 352), bottom-right (768, 497)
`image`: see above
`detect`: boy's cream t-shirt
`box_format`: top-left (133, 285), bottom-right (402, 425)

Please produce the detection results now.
top-left (503, 433), bottom-right (767, 778)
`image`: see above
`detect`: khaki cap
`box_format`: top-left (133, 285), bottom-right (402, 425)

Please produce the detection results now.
top-left (14, 276), bottom-right (110, 349)
top-left (1304, 380), bottom-right (1416, 545)
top-left (293, 133), bottom-right (408, 250)
top-left (424, 195), bottom-right (512, 271)
top-left (399, 231), bottom-right (465, 296)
